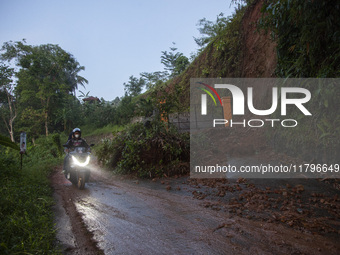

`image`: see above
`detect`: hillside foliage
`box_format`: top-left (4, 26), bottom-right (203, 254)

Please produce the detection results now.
top-left (258, 0), bottom-right (340, 162)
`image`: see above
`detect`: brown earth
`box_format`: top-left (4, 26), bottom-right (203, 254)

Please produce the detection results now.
top-left (241, 0), bottom-right (277, 78)
top-left (50, 163), bottom-right (340, 255)
top-left (51, 168), bottom-right (104, 255)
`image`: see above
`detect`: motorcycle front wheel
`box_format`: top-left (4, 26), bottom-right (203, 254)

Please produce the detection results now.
top-left (77, 172), bottom-right (85, 190)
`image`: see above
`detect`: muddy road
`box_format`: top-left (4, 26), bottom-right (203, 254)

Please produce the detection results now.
top-left (51, 165), bottom-right (340, 255)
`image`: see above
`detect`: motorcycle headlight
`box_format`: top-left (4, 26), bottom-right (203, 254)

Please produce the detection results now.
top-left (72, 155), bottom-right (90, 167)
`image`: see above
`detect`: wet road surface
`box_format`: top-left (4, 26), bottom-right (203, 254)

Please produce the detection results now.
top-left (52, 167), bottom-right (339, 255)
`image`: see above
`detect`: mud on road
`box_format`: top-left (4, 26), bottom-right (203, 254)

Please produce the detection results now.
top-left (50, 164), bottom-right (339, 255)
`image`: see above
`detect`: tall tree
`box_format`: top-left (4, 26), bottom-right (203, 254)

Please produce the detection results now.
top-left (123, 75), bottom-right (145, 97)
top-left (1, 41), bottom-right (88, 136)
top-left (66, 64), bottom-right (88, 97)
top-left (140, 71), bottom-right (167, 90)
top-left (0, 63), bottom-right (16, 141)
top-left (161, 43), bottom-right (189, 77)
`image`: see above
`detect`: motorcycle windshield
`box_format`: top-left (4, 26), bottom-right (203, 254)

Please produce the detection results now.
top-left (73, 147), bottom-right (87, 153)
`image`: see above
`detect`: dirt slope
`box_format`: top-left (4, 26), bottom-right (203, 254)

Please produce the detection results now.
top-left (241, 0), bottom-right (277, 77)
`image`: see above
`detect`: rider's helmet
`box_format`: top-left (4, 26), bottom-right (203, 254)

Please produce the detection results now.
top-left (73, 128), bottom-right (81, 139)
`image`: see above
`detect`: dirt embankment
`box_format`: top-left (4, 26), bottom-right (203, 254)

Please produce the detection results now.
top-left (241, 0), bottom-right (277, 78)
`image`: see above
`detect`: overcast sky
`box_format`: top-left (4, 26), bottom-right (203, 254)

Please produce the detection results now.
top-left (0, 0), bottom-right (234, 101)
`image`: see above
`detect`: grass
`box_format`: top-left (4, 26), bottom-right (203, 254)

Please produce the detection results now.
top-left (82, 124), bottom-right (125, 137)
top-left (0, 145), bottom-right (62, 254)
top-left (0, 128), bottom-right (123, 254)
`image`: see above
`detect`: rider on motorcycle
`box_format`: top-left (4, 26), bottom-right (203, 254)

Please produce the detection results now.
top-left (63, 128), bottom-right (90, 177)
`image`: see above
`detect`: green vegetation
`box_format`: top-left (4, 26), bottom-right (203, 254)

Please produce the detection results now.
top-left (95, 121), bottom-right (189, 178)
top-left (0, 6), bottom-right (224, 252)
top-left (259, 0), bottom-right (340, 78)
top-left (0, 134), bottom-right (19, 151)
top-left (259, 0), bottom-right (340, 162)
top-left (0, 136), bottom-right (63, 254)
top-left (1, 0), bottom-right (339, 252)
top-left (82, 124), bottom-right (124, 137)
top-left (152, 3), bottom-right (246, 109)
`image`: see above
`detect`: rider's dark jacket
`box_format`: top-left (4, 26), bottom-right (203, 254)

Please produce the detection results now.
top-left (65, 138), bottom-right (89, 151)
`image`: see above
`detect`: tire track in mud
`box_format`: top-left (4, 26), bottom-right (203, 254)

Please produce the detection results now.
top-left (51, 168), bottom-right (104, 255)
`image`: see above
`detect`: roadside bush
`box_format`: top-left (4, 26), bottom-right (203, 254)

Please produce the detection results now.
top-left (0, 137), bottom-right (61, 254)
top-left (25, 134), bottom-right (64, 164)
top-left (95, 121), bottom-right (189, 178)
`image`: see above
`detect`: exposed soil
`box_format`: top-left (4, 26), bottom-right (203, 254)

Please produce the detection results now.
top-left (241, 0), bottom-right (277, 78)
top-left (51, 125), bottom-right (339, 255)
top-left (51, 168), bottom-right (104, 254)
top-left (50, 158), bottom-right (339, 254)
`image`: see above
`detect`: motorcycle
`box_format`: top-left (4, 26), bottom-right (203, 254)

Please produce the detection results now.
top-left (63, 145), bottom-right (94, 189)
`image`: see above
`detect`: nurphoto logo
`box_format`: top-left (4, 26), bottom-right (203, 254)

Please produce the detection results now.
top-left (196, 80), bottom-right (312, 128)
top-left (190, 78), bottom-right (339, 179)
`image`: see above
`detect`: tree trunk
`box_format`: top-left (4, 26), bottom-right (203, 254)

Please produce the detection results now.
top-left (45, 110), bottom-right (49, 136)
top-left (9, 119), bottom-right (14, 142)
top-left (44, 97), bottom-right (50, 136)
top-left (2, 88), bottom-right (17, 142)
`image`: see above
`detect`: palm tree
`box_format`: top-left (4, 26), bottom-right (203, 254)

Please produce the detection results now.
top-left (66, 63), bottom-right (88, 97)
